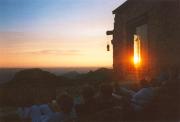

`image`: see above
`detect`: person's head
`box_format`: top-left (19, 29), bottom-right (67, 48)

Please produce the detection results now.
top-left (82, 85), bottom-right (95, 102)
top-left (56, 93), bottom-right (73, 114)
top-left (100, 83), bottom-right (113, 97)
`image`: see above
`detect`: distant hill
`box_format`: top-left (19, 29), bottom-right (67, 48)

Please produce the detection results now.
top-left (61, 71), bottom-right (80, 79)
top-left (0, 67), bottom-right (98, 83)
top-left (0, 68), bottom-right (22, 84)
top-left (2, 68), bottom-right (70, 87)
top-left (1, 68), bottom-right (113, 87)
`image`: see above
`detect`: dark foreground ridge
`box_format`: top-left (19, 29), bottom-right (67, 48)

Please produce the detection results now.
top-left (0, 68), bottom-right (114, 106)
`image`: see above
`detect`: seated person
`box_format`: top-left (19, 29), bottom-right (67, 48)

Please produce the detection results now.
top-left (29, 104), bottom-right (42, 122)
top-left (48, 93), bottom-right (76, 122)
top-left (75, 85), bottom-right (97, 118)
top-left (17, 106), bottom-right (31, 122)
top-left (151, 76), bottom-right (180, 120)
top-left (131, 79), bottom-right (155, 112)
top-left (96, 83), bottom-right (121, 111)
top-left (114, 79), bottom-right (156, 111)
top-left (25, 94), bottom-right (42, 122)
top-left (93, 83), bottom-right (122, 121)
top-left (119, 79), bottom-right (157, 121)
top-left (40, 104), bottom-right (54, 122)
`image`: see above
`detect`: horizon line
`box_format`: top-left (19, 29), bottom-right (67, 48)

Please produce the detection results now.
top-left (0, 66), bottom-right (113, 69)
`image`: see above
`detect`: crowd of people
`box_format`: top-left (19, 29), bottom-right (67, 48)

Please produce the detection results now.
top-left (17, 70), bottom-right (180, 122)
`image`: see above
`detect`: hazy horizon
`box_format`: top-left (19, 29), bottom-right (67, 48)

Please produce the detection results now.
top-left (0, 66), bottom-right (112, 69)
top-left (0, 66), bottom-right (113, 83)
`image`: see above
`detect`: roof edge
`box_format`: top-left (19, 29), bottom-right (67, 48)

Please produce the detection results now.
top-left (113, 1), bottom-right (128, 14)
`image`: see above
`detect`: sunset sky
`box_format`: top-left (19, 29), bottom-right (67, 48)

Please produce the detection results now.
top-left (0, 0), bottom-right (126, 68)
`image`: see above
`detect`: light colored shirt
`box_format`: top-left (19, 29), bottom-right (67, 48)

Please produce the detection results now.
top-left (29, 105), bottom-right (42, 122)
top-left (48, 109), bottom-right (76, 122)
top-left (131, 87), bottom-right (154, 111)
top-left (40, 104), bottom-right (53, 122)
top-left (120, 87), bottom-right (136, 96)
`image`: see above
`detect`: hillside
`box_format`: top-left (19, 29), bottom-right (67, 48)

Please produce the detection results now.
top-left (1, 68), bottom-right (114, 87)
top-left (2, 68), bottom-right (70, 87)
top-left (0, 68), bottom-right (114, 106)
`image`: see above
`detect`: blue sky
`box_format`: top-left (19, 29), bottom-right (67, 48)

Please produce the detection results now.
top-left (0, 0), bottom-right (124, 31)
top-left (0, 0), bottom-right (126, 68)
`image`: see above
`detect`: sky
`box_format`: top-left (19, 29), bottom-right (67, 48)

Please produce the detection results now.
top-left (0, 0), bottom-right (126, 68)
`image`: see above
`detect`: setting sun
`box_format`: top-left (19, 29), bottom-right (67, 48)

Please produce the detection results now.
top-left (133, 35), bottom-right (141, 67)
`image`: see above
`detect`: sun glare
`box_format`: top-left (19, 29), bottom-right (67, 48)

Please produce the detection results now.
top-left (133, 35), bottom-right (141, 67)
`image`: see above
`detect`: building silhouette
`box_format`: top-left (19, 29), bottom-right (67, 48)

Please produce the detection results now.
top-left (107, 0), bottom-right (180, 80)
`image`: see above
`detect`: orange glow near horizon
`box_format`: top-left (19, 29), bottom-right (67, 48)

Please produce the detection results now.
top-left (0, 0), bottom-right (127, 68)
top-left (0, 41), bottom-right (113, 68)
top-left (133, 35), bottom-right (141, 67)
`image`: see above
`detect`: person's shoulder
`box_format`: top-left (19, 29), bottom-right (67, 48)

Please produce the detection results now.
top-left (135, 87), bottom-right (154, 97)
top-left (138, 87), bottom-right (151, 92)
top-left (40, 104), bottom-right (49, 108)
top-left (143, 87), bottom-right (154, 92)
top-left (31, 104), bottom-right (41, 109)
top-left (133, 88), bottom-right (147, 96)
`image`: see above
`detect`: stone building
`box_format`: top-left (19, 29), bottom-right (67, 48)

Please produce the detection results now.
top-left (107, 0), bottom-right (180, 80)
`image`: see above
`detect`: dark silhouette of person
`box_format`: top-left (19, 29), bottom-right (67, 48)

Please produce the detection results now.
top-left (75, 85), bottom-right (97, 120)
top-left (48, 93), bottom-right (76, 122)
